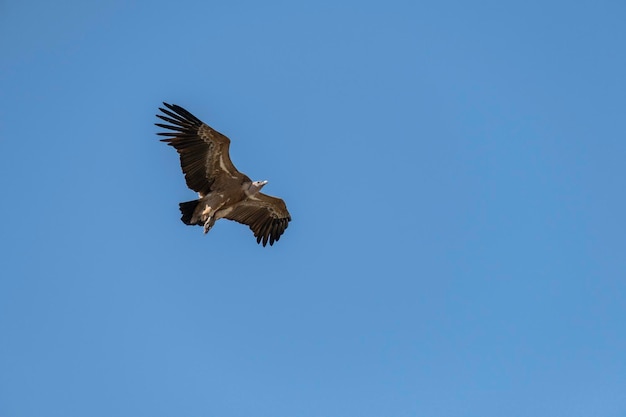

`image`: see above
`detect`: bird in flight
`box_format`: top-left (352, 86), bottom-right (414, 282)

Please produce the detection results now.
top-left (156, 102), bottom-right (291, 246)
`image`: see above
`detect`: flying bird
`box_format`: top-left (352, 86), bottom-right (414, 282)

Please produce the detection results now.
top-left (156, 102), bottom-right (291, 246)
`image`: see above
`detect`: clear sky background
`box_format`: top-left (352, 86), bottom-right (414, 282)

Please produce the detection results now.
top-left (1, 1), bottom-right (625, 416)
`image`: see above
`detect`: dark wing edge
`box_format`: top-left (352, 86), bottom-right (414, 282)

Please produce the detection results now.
top-left (156, 102), bottom-right (225, 195)
top-left (223, 194), bottom-right (291, 246)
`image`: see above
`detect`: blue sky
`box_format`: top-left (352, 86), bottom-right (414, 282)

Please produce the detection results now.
top-left (1, 1), bottom-right (625, 416)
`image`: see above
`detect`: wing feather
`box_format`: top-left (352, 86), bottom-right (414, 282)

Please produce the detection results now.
top-left (223, 193), bottom-right (291, 246)
top-left (156, 102), bottom-right (243, 196)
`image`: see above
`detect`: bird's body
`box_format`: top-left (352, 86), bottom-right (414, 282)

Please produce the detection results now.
top-left (156, 103), bottom-right (291, 246)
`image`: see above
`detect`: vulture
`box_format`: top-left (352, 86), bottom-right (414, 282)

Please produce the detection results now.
top-left (156, 102), bottom-right (291, 246)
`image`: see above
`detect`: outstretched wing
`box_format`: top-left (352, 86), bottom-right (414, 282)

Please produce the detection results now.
top-left (156, 102), bottom-right (245, 196)
top-left (223, 193), bottom-right (291, 246)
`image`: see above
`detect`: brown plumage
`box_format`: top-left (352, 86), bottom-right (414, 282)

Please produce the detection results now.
top-left (156, 102), bottom-right (291, 246)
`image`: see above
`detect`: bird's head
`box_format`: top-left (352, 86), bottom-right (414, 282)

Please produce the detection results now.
top-left (246, 180), bottom-right (268, 196)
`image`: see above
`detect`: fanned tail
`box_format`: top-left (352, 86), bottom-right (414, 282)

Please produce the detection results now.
top-left (179, 200), bottom-right (200, 225)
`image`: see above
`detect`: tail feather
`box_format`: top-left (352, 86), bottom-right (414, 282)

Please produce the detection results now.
top-left (179, 200), bottom-right (200, 225)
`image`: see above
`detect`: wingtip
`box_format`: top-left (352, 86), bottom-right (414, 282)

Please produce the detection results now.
top-left (157, 103), bottom-right (173, 118)
top-left (161, 102), bottom-right (177, 112)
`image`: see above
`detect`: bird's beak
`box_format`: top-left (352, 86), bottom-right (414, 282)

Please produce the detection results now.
top-left (261, 180), bottom-right (268, 185)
